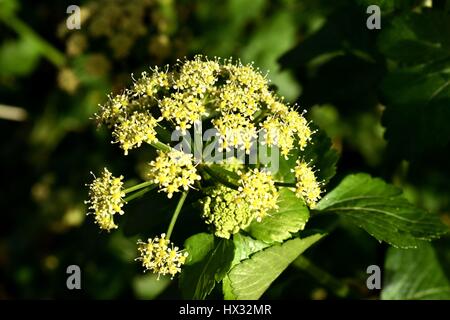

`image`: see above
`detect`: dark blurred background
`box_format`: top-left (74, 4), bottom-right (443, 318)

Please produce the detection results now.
top-left (0, 0), bottom-right (449, 299)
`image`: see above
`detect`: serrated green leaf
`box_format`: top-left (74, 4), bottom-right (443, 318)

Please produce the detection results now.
top-left (224, 234), bottom-right (324, 300)
top-left (246, 188), bottom-right (309, 244)
top-left (382, 243), bottom-right (450, 300)
top-left (315, 173), bottom-right (448, 248)
top-left (230, 233), bottom-right (270, 267)
top-left (180, 233), bottom-right (234, 300)
top-left (223, 234), bottom-right (270, 299)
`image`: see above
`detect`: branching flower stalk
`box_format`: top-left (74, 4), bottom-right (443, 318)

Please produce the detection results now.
top-left (85, 55), bottom-right (324, 279)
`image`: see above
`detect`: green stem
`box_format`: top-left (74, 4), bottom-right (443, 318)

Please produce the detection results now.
top-left (150, 140), bottom-right (172, 152)
top-left (123, 186), bottom-right (155, 202)
top-left (166, 191), bottom-right (188, 239)
top-left (293, 256), bottom-right (350, 298)
top-left (1, 15), bottom-right (65, 67)
top-left (123, 181), bottom-right (155, 194)
top-left (199, 165), bottom-right (239, 190)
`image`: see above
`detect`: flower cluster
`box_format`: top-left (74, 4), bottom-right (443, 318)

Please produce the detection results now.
top-left (86, 56), bottom-right (327, 281)
top-left (148, 150), bottom-right (201, 198)
top-left (212, 113), bottom-right (257, 153)
top-left (137, 234), bottom-right (188, 279)
top-left (85, 168), bottom-right (125, 231)
top-left (95, 55), bottom-right (314, 158)
top-left (112, 112), bottom-right (159, 155)
top-left (160, 93), bottom-right (207, 133)
top-left (237, 169), bottom-right (279, 222)
top-left (201, 185), bottom-right (254, 239)
top-left (260, 110), bottom-right (313, 158)
top-left (293, 160), bottom-right (322, 208)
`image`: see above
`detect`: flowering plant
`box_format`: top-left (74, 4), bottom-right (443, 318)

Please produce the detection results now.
top-left (85, 56), bottom-right (448, 299)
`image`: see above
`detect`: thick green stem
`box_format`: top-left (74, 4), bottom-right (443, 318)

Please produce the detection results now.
top-left (293, 256), bottom-right (350, 298)
top-left (123, 180), bottom-right (155, 194)
top-left (166, 191), bottom-right (188, 239)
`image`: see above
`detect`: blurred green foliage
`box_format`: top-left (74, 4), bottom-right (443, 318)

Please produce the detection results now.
top-left (0, 0), bottom-right (449, 299)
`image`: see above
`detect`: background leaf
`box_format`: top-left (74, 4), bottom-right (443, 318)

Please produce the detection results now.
top-left (246, 188), bottom-right (309, 243)
top-left (224, 233), bottom-right (325, 300)
top-left (301, 127), bottom-right (339, 184)
top-left (381, 61), bottom-right (450, 160)
top-left (0, 36), bottom-right (41, 76)
top-left (180, 233), bottom-right (235, 300)
top-left (382, 243), bottom-right (450, 300)
top-left (379, 10), bottom-right (450, 162)
top-left (315, 173), bottom-right (448, 248)
top-left (378, 11), bottom-right (450, 65)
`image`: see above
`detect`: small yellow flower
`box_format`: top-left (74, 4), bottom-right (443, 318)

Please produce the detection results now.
top-left (173, 56), bottom-right (220, 96)
top-left (112, 112), bottom-right (159, 155)
top-left (137, 233), bottom-right (188, 279)
top-left (160, 92), bottom-right (207, 133)
top-left (95, 92), bottom-right (129, 126)
top-left (285, 110), bottom-right (313, 150)
top-left (260, 109), bottom-right (313, 158)
top-left (260, 116), bottom-right (295, 158)
top-left (223, 61), bottom-right (268, 92)
top-left (237, 169), bottom-right (279, 221)
top-left (217, 83), bottom-right (260, 118)
top-left (212, 113), bottom-right (258, 154)
top-left (293, 160), bottom-right (322, 208)
top-left (148, 150), bottom-right (201, 198)
top-left (132, 68), bottom-right (170, 98)
top-left (85, 168), bottom-right (125, 231)
top-left (266, 99), bottom-right (290, 116)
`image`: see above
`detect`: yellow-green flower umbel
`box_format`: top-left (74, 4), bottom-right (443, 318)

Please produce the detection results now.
top-left (201, 185), bottom-right (255, 239)
top-left (85, 168), bottom-right (125, 231)
top-left (137, 233), bottom-right (188, 279)
top-left (87, 55), bottom-right (325, 281)
top-left (95, 55), bottom-right (314, 159)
